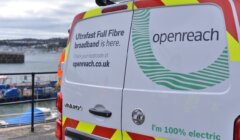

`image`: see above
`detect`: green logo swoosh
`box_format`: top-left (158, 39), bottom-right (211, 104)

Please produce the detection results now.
top-left (132, 9), bottom-right (229, 91)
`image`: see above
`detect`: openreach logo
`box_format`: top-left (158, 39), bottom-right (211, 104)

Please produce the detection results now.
top-left (132, 9), bottom-right (229, 91)
top-left (153, 28), bottom-right (219, 45)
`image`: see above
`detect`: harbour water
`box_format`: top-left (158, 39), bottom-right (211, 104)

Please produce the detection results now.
top-left (0, 52), bottom-right (61, 120)
top-left (0, 53), bottom-right (61, 73)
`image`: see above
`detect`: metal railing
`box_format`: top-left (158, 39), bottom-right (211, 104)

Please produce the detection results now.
top-left (0, 72), bottom-right (57, 132)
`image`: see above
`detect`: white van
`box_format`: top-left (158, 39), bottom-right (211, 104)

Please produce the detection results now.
top-left (56, 0), bottom-right (240, 140)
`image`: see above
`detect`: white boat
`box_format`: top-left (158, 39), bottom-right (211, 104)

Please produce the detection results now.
top-left (0, 107), bottom-right (58, 127)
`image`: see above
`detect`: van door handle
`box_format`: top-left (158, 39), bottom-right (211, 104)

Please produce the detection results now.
top-left (89, 108), bottom-right (112, 118)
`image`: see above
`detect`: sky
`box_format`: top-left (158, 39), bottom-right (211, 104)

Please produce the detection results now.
top-left (0, 0), bottom-right (97, 39)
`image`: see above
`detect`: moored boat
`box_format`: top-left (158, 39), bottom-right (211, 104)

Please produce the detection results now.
top-left (0, 107), bottom-right (58, 128)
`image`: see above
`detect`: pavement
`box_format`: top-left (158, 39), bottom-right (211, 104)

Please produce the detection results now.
top-left (0, 122), bottom-right (57, 140)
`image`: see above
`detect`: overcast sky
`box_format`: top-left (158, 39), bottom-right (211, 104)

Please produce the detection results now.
top-left (0, 0), bottom-right (97, 39)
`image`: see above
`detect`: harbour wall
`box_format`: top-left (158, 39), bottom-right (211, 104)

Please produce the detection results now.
top-left (0, 52), bottom-right (24, 64)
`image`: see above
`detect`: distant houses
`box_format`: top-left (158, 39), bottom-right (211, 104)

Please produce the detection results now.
top-left (0, 38), bottom-right (67, 52)
top-left (0, 38), bottom-right (67, 64)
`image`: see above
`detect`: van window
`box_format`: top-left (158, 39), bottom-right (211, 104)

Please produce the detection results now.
top-left (65, 11), bottom-right (132, 88)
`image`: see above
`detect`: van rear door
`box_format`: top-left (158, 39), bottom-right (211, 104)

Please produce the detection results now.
top-left (62, 2), bottom-right (133, 140)
top-left (123, 1), bottom-right (240, 140)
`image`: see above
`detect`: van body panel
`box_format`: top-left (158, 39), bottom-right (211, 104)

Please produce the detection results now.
top-left (123, 2), bottom-right (240, 140)
top-left (62, 4), bottom-right (133, 139)
top-left (61, 0), bottom-right (240, 140)
top-left (231, 0), bottom-right (240, 41)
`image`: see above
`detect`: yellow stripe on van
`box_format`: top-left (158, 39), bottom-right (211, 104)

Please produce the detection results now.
top-left (110, 130), bottom-right (122, 140)
top-left (64, 43), bottom-right (70, 61)
top-left (128, 1), bottom-right (137, 10)
top-left (83, 8), bottom-right (102, 19)
top-left (122, 131), bottom-right (132, 140)
top-left (76, 121), bottom-right (96, 134)
top-left (227, 32), bottom-right (240, 61)
top-left (155, 137), bottom-right (168, 140)
top-left (162, 0), bottom-right (199, 5)
top-left (62, 115), bottom-right (67, 126)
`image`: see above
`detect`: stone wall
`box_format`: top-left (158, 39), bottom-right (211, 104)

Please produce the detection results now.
top-left (0, 53), bottom-right (24, 63)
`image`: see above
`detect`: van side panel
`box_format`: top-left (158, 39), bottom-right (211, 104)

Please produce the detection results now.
top-left (62, 4), bottom-right (133, 140)
top-left (123, 1), bottom-right (240, 140)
